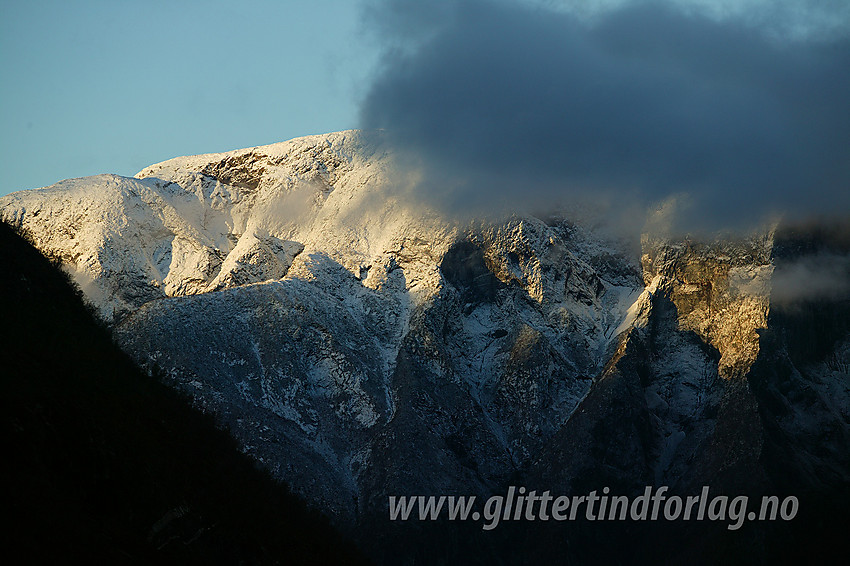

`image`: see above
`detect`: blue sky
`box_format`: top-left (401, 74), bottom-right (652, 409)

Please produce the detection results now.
top-left (0, 0), bottom-right (378, 196)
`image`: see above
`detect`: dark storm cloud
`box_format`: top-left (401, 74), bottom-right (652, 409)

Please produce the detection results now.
top-left (358, 0), bottom-right (850, 227)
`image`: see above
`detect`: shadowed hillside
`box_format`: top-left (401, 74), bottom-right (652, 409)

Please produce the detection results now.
top-left (0, 221), bottom-right (369, 565)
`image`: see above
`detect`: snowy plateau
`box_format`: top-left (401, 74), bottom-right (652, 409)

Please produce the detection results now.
top-left (3, 131), bottom-right (849, 561)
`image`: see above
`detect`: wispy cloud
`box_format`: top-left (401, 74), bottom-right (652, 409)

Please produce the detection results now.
top-left (772, 253), bottom-right (850, 304)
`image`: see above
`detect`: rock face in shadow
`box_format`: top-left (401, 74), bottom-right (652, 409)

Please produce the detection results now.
top-left (440, 241), bottom-right (506, 305)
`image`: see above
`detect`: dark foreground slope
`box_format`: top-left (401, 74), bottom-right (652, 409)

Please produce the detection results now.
top-left (0, 220), bottom-right (368, 565)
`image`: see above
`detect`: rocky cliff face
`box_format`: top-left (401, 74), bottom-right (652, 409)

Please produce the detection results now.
top-left (3, 131), bottom-right (848, 563)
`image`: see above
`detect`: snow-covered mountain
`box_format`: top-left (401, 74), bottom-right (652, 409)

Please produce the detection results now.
top-left (3, 131), bottom-right (849, 563)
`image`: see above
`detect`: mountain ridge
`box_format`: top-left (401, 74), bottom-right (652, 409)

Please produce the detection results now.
top-left (3, 130), bottom-right (849, 564)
